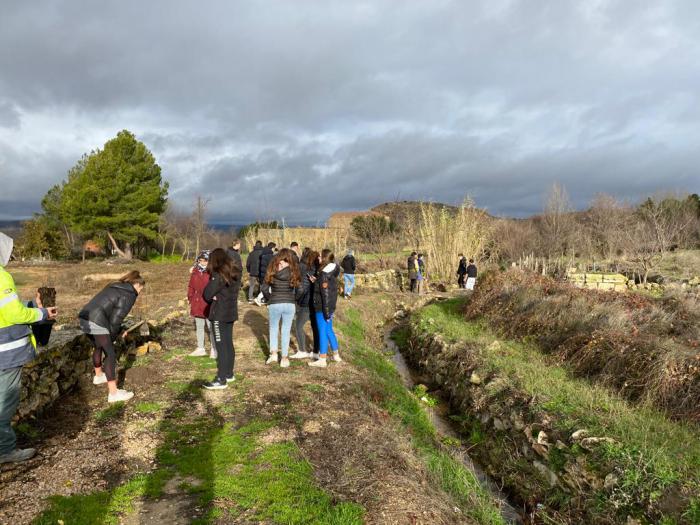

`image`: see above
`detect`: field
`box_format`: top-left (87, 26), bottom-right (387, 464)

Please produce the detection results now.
top-left (1, 261), bottom-right (505, 525)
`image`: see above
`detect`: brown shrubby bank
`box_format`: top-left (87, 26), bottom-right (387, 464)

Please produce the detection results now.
top-left (463, 269), bottom-right (700, 421)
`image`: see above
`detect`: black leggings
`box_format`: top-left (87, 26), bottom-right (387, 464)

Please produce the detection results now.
top-left (91, 334), bottom-right (116, 381)
top-left (213, 320), bottom-right (235, 380)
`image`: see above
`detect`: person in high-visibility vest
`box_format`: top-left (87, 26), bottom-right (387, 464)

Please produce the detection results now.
top-left (0, 232), bottom-right (57, 464)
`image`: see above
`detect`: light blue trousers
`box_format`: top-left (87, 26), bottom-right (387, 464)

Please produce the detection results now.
top-left (268, 302), bottom-right (296, 357)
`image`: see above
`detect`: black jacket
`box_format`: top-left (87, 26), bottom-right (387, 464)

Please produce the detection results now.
top-left (312, 263), bottom-right (340, 319)
top-left (78, 282), bottom-right (138, 338)
top-left (457, 258), bottom-right (467, 276)
top-left (246, 246), bottom-right (263, 276)
top-left (340, 255), bottom-right (356, 275)
top-left (407, 256), bottom-right (418, 279)
top-left (258, 247), bottom-right (275, 280)
top-left (261, 266), bottom-right (301, 305)
top-left (204, 272), bottom-right (240, 323)
top-left (466, 264), bottom-right (478, 278)
top-left (297, 261), bottom-right (314, 307)
top-left (226, 248), bottom-right (242, 272)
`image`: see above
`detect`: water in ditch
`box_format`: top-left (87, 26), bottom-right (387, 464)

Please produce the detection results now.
top-left (384, 325), bottom-right (524, 525)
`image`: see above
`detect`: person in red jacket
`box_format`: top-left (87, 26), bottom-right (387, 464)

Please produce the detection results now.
top-left (188, 251), bottom-right (215, 358)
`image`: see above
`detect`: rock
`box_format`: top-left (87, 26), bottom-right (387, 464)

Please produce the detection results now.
top-left (571, 429), bottom-right (589, 441)
top-left (533, 460), bottom-right (558, 487)
top-left (536, 430), bottom-right (549, 446)
top-left (488, 340), bottom-right (501, 351)
top-left (469, 372), bottom-right (482, 385)
top-left (604, 473), bottom-right (618, 490)
top-left (177, 299), bottom-right (186, 307)
top-left (493, 418), bottom-right (506, 431)
top-left (532, 443), bottom-right (549, 458)
top-left (580, 437), bottom-right (618, 451)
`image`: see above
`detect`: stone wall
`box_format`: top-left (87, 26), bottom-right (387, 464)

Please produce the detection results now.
top-left (565, 271), bottom-right (628, 292)
top-left (352, 269), bottom-right (405, 292)
top-left (16, 325), bottom-right (161, 422)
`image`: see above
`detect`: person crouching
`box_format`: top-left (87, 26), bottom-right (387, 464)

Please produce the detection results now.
top-left (78, 271), bottom-right (145, 403)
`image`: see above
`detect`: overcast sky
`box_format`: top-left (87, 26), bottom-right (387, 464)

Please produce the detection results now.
top-left (1, 1), bottom-right (698, 224)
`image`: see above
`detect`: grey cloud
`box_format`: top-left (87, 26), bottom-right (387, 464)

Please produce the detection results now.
top-left (0, 0), bottom-right (699, 223)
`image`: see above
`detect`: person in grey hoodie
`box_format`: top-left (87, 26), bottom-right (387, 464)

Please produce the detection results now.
top-left (0, 233), bottom-right (56, 464)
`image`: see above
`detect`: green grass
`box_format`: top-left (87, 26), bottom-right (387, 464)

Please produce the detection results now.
top-left (94, 402), bottom-right (126, 423)
top-left (36, 380), bottom-right (363, 525)
top-left (146, 253), bottom-right (185, 264)
top-left (134, 401), bottom-right (163, 414)
top-left (415, 298), bottom-right (700, 520)
top-left (338, 308), bottom-right (505, 525)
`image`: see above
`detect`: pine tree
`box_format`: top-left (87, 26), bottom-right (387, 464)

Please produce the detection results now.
top-left (61, 130), bottom-right (168, 259)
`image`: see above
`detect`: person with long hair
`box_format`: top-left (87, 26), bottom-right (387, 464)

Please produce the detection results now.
top-left (78, 270), bottom-right (145, 403)
top-left (202, 248), bottom-right (241, 389)
top-left (290, 249), bottom-right (319, 360)
top-left (262, 248), bottom-right (302, 367)
top-left (309, 249), bottom-right (341, 368)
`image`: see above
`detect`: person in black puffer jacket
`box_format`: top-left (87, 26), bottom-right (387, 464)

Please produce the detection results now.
top-left (245, 241), bottom-right (263, 303)
top-left (202, 248), bottom-right (241, 390)
top-left (78, 271), bottom-right (145, 404)
top-left (290, 249), bottom-right (319, 360)
top-left (262, 248), bottom-right (303, 368)
top-left (254, 242), bottom-right (276, 305)
top-left (309, 249), bottom-right (341, 368)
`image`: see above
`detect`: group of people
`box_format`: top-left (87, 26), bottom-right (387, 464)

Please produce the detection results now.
top-left (186, 241), bottom-right (358, 390)
top-left (407, 252), bottom-right (427, 293)
top-left (457, 254), bottom-right (478, 290)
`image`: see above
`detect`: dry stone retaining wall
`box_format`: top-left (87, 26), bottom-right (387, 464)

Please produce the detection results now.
top-left (565, 271), bottom-right (628, 292)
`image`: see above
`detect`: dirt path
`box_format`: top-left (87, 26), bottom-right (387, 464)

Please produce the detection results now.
top-left (1, 290), bottom-right (472, 525)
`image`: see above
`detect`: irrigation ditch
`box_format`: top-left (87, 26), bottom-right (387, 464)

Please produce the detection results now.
top-left (384, 296), bottom-right (700, 525)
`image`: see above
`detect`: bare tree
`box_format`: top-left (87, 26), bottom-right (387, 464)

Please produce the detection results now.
top-left (192, 195), bottom-right (210, 257)
top-left (541, 182), bottom-right (576, 259)
top-left (623, 195), bottom-right (697, 284)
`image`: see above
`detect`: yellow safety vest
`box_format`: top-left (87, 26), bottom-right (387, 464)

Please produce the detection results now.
top-left (0, 267), bottom-right (42, 370)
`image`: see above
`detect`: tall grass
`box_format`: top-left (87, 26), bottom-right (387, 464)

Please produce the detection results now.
top-left (415, 198), bottom-right (491, 282)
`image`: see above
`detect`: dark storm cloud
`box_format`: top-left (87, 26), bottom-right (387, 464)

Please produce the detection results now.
top-left (0, 0), bottom-right (698, 222)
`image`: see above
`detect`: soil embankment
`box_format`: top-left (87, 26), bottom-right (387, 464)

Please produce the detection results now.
top-left (397, 295), bottom-right (700, 524)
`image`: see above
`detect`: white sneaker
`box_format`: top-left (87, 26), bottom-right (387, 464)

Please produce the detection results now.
top-left (210, 347), bottom-right (217, 359)
top-left (108, 389), bottom-right (134, 403)
top-left (332, 352), bottom-right (342, 363)
top-left (308, 358), bottom-right (327, 368)
top-left (280, 357), bottom-right (290, 368)
top-left (189, 348), bottom-right (207, 357)
top-left (266, 352), bottom-right (278, 365)
top-left (93, 374), bottom-right (107, 385)
top-left (312, 352), bottom-right (320, 360)
top-left (289, 351), bottom-right (311, 359)
top-left (226, 375), bottom-right (235, 382)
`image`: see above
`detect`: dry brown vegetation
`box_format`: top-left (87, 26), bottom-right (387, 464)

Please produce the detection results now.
top-left (463, 269), bottom-right (700, 420)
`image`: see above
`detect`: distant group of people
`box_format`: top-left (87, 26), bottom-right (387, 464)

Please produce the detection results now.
top-left (407, 252), bottom-right (426, 293)
top-left (457, 254), bottom-right (478, 290)
top-left (185, 240), bottom-right (358, 390)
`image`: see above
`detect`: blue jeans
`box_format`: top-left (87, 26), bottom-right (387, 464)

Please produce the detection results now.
top-left (314, 311), bottom-right (339, 355)
top-left (268, 303), bottom-right (296, 357)
top-left (0, 367), bottom-right (22, 455)
top-left (344, 274), bottom-right (355, 296)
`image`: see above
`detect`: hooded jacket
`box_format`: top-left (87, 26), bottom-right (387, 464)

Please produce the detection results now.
top-left (258, 246), bottom-right (275, 281)
top-left (457, 258), bottom-right (467, 276)
top-left (340, 254), bottom-right (356, 275)
top-left (226, 247), bottom-right (243, 271)
top-left (261, 266), bottom-right (302, 305)
top-left (79, 282), bottom-right (138, 338)
top-left (297, 260), bottom-right (314, 307)
top-left (204, 272), bottom-right (240, 323)
top-left (466, 263), bottom-right (478, 279)
top-left (312, 263), bottom-right (340, 320)
top-left (187, 266), bottom-right (211, 318)
top-left (0, 233), bottom-right (47, 370)
top-left (246, 245), bottom-right (263, 276)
